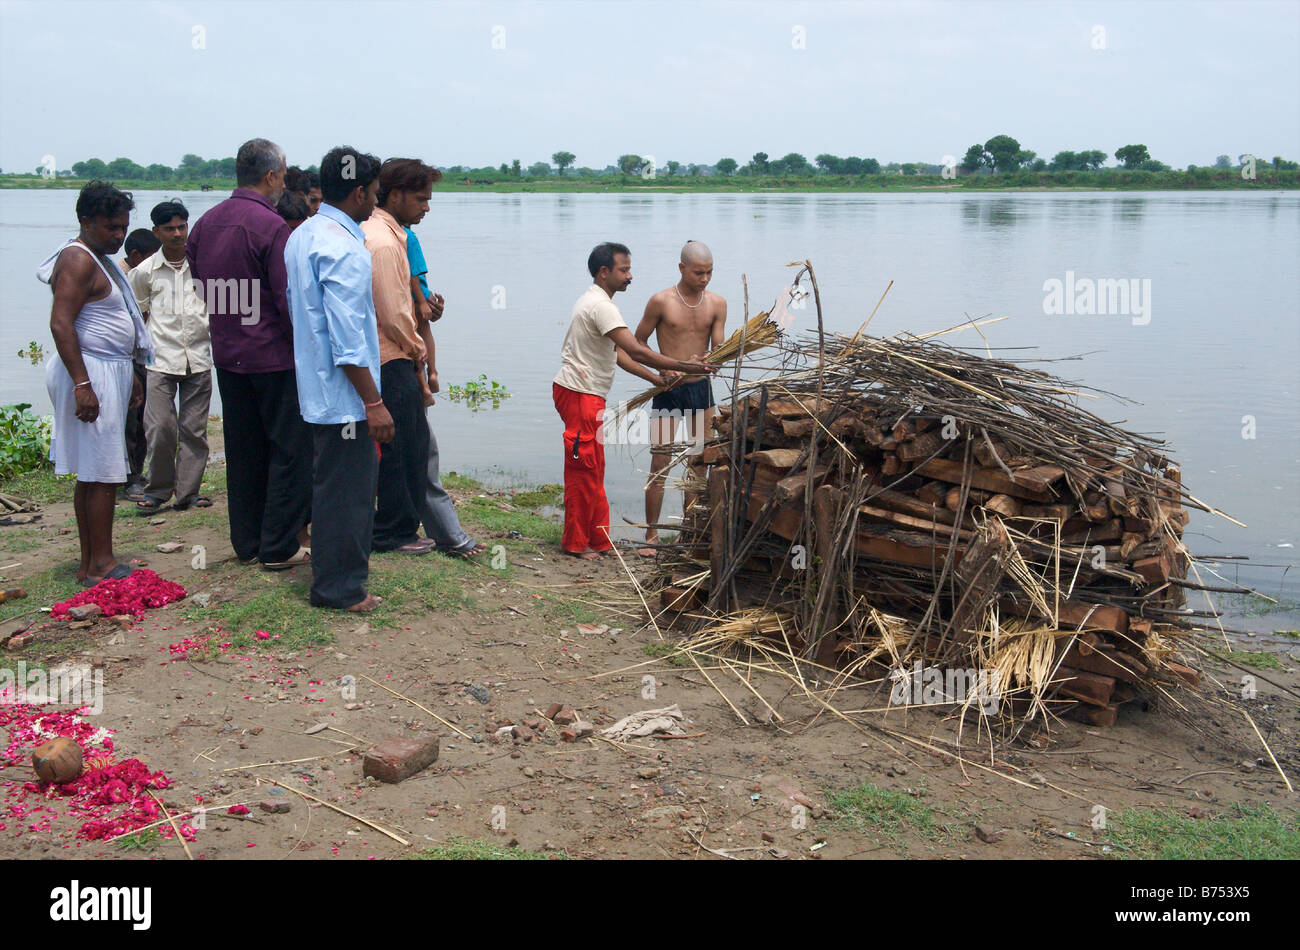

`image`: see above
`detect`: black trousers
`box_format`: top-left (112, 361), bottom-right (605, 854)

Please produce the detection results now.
top-left (215, 367), bottom-right (312, 564)
top-left (124, 361), bottom-right (148, 482)
top-left (373, 359), bottom-right (430, 551)
top-left (310, 420), bottom-right (378, 609)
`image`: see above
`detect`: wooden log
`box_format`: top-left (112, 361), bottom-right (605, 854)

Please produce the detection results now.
top-left (867, 488), bottom-right (958, 526)
top-left (859, 505), bottom-right (975, 539)
top-left (745, 448), bottom-right (804, 471)
top-left (1079, 703), bottom-right (1119, 727)
top-left (914, 458), bottom-right (1062, 503)
top-left (660, 586), bottom-right (701, 611)
top-left (916, 480), bottom-right (949, 507)
top-left (1133, 554), bottom-right (1172, 587)
top-left (983, 494), bottom-right (1021, 518)
top-left (1053, 666), bottom-right (1116, 707)
top-left (708, 468), bottom-right (728, 598)
top-left (1022, 503), bottom-right (1074, 522)
top-left (1062, 644), bottom-right (1150, 684)
top-left (896, 431), bottom-right (952, 461)
top-left (1162, 660), bottom-right (1200, 688)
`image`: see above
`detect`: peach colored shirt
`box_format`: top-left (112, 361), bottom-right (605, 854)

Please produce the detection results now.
top-left (360, 208), bottom-right (424, 366)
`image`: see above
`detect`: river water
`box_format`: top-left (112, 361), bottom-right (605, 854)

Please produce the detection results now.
top-left (2, 189), bottom-right (1297, 607)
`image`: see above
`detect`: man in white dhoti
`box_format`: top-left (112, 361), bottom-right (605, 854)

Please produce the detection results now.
top-left (39, 181), bottom-right (152, 587)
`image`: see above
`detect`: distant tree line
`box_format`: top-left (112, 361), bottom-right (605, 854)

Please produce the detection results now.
top-left (4, 142), bottom-right (1296, 184)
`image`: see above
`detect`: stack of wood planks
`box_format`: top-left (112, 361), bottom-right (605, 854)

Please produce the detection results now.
top-left (660, 328), bottom-right (1230, 727)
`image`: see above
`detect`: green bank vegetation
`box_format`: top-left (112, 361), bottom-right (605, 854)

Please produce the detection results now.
top-left (5, 138), bottom-right (1295, 193)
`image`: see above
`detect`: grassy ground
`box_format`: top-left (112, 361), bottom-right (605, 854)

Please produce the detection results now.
top-left (405, 837), bottom-right (563, 860)
top-left (826, 782), bottom-right (959, 854)
top-left (1106, 803), bottom-right (1300, 859)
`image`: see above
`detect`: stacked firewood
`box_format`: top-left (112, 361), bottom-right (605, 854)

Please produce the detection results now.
top-left (661, 330), bottom-right (1226, 726)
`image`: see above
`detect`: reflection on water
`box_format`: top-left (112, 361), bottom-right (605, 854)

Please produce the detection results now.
top-left (1, 189), bottom-right (1296, 599)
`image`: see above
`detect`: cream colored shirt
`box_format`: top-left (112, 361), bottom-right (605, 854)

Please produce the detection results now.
top-left (360, 208), bottom-right (424, 366)
top-left (128, 250), bottom-right (211, 375)
top-left (553, 284), bottom-right (628, 397)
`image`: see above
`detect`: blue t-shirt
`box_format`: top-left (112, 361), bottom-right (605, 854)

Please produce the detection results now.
top-left (404, 227), bottom-right (430, 299)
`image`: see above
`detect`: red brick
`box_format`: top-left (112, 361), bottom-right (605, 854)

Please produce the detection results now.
top-left (560, 729), bottom-right (579, 742)
top-left (553, 708), bottom-right (578, 725)
top-left (544, 702), bottom-right (564, 720)
top-left (259, 800), bottom-right (291, 814)
top-left (362, 735), bottom-right (440, 783)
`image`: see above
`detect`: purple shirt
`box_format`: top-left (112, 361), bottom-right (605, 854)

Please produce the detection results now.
top-left (186, 188), bottom-right (293, 373)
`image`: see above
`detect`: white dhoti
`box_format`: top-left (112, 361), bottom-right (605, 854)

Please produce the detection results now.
top-left (46, 353), bottom-right (133, 483)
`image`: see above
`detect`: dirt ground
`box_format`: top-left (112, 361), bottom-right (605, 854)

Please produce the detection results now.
top-left (1, 435), bottom-right (1297, 861)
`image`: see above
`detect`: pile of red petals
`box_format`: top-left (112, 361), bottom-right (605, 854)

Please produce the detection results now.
top-left (1, 702), bottom-right (183, 842)
top-left (51, 569), bottom-right (186, 620)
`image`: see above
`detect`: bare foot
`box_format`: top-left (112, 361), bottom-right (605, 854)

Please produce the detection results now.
top-left (636, 538), bottom-right (658, 557)
top-left (447, 542), bottom-right (488, 558)
top-left (346, 594), bottom-right (383, 613)
top-left (564, 549), bottom-right (602, 561)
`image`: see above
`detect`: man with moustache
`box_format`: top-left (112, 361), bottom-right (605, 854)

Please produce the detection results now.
top-left (187, 137), bottom-right (311, 570)
top-left (553, 243), bottom-right (715, 559)
top-left (38, 181), bottom-right (152, 586)
top-left (286, 146), bottom-right (390, 612)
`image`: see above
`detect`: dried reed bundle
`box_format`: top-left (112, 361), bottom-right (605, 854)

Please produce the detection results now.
top-left (617, 311), bottom-right (782, 415)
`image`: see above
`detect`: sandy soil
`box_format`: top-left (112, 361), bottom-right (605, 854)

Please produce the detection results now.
top-left (1, 445), bottom-right (1296, 861)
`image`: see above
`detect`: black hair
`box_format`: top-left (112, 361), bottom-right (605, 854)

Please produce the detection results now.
top-left (587, 242), bottom-right (631, 278)
top-left (377, 158), bottom-right (442, 206)
top-left (75, 180), bottom-right (133, 221)
top-left (149, 200), bottom-right (189, 227)
top-left (306, 171), bottom-right (320, 190)
top-left (276, 189), bottom-right (310, 223)
top-left (235, 138), bottom-right (285, 187)
top-left (320, 146), bottom-right (382, 203)
top-left (124, 228), bottom-right (161, 257)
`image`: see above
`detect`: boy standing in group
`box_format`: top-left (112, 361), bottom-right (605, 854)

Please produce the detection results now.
top-left (128, 200), bottom-right (212, 513)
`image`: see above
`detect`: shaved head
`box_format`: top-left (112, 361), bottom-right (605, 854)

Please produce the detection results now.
top-left (680, 240), bottom-right (713, 265)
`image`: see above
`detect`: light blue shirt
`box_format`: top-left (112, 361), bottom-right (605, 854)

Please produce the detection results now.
top-left (286, 203), bottom-right (380, 425)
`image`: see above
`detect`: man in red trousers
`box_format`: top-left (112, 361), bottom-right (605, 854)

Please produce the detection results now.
top-left (552, 243), bottom-right (715, 559)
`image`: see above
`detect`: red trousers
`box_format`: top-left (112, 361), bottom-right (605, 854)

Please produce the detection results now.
top-left (553, 382), bottom-right (611, 553)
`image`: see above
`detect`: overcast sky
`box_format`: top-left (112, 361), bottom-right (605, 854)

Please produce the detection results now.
top-left (2, 0), bottom-right (1297, 173)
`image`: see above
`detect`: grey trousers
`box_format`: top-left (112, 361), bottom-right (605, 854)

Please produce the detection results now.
top-left (144, 368), bottom-right (213, 506)
top-left (418, 410), bottom-right (474, 552)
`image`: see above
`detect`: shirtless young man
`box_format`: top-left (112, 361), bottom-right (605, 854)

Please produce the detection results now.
top-left (618, 241), bottom-right (726, 556)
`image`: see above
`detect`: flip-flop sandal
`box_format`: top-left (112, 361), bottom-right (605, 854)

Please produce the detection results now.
top-left (79, 562), bottom-right (136, 588)
top-left (263, 547), bottom-right (311, 571)
top-left (394, 539), bottom-right (435, 554)
top-left (136, 497), bottom-right (169, 515)
top-left (174, 497), bottom-right (214, 511)
top-left (444, 541), bottom-right (487, 558)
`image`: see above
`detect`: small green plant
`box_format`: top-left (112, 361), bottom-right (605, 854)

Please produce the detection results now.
top-left (446, 374), bottom-right (512, 411)
top-left (1219, 649), bottom-right (1284, 671)
top-left (827, 782), bottom-right (953, 851)
top-left (0, 403), bottom-right (53, 482)
top-left (642, 641), bottom-right (689, 667)
top-left (117, 829), bottom-right (160, 852)
top-left (16, 341), bottom-right (46, 366)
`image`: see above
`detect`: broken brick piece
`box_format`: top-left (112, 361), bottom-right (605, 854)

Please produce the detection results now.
top-left (544, 702), bottom-right (564, 720)
top-left (560, 728), bottom-right (579, 743)
top-left (259, 800), bottom-right (291, 814)
top-left (362, 735), bottom-right (440, 784)
top-left (67, 604), bottom-right (103, 621)
top-left (553, 707), bottom-right (578, 725)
